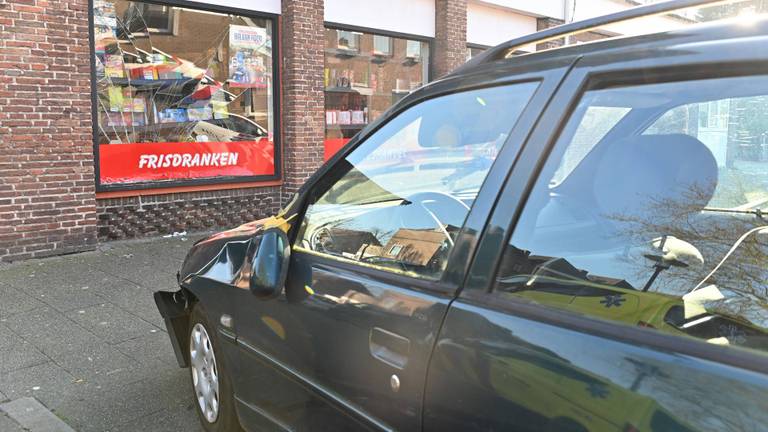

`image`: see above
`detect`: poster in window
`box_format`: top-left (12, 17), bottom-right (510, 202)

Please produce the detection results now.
top-left (228, 25), bottom-right (269, 88)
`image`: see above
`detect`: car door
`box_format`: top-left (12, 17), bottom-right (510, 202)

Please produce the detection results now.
top-left (425, 39), bottom-right (768, 432)
top-left (226, 65), bottom-right (570, 432)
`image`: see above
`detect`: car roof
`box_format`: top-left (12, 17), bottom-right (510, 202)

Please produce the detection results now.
top-left (446, 16), bottom-right (768, 83)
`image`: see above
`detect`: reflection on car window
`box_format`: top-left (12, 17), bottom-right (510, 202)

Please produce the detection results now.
top-left (497, 75), bottom-right (768, 355)
top-left (552, 106), bottom-right (630, 185)
top-left (297, 82), bottom-right (538, 279)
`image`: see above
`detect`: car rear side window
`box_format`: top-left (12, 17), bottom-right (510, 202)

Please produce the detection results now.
top-left (296, 82), bottom-right (538, 280)
top-left (496, 75), bottom-right (768, 355)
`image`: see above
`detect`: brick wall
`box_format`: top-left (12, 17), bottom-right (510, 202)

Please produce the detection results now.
top-left (536, 17), bottom-right (566, 50)
top-left (280, 0), bottom-right (326, 204)
top-left (434, 0), bottom-right (467, 78)
top-left (536, 17), bottom-right (610, 50)
top-left (96, 187), bottom-right (280, 240)
top-left (0, 0), bottom-right (96, 262)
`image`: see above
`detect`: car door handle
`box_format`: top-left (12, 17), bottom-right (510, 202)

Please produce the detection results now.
top-left (369, 327), bottom-right (410, 369)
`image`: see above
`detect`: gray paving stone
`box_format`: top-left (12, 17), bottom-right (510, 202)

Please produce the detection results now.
top-left (110, 401), bottom-right (204, 432)
top-left (0, 362), bottom-right (76, 410)
top-left (92, 279), bottom-right (165, 328)
top-left (0, 340), bottom-right (48, 373)
top-left (0, 324), bottom-right (19, 349)
top-left (65, 303), bottom-right (160, 344)
top-left (0, 412), bottom-right (25, 432)
top-left (55, 345), bottom-right (137, 386)
top-left (30, 285), bottom-right (108, 313)
top-left (114, 330), bottom-right (179, 368)
top-left (4, 308), bottom-right (100, 357)
top-left (0, 233), bottom-right (212, 431)
top-left (0, 284), bottom-right (46, 319)
top-left (55, 367), bottom-right (192, 432)
top-left (0, 397), bottom-right (75, 432)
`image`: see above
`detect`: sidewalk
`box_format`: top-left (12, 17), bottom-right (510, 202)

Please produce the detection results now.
top-left (0, 233), bottom-right (212, 431)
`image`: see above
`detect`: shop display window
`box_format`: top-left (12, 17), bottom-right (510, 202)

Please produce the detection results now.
top-left (323, 28), bottom-right (430, 160)
top-left (92, 0), bottom-right (277, 189)
top-left (466, 45), bottom-right (487, 61)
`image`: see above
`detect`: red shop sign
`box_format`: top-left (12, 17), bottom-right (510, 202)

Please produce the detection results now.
top-left (99, 140), bottom-right (275, 184)
top-left (324, 138), bottom-right (351, 161)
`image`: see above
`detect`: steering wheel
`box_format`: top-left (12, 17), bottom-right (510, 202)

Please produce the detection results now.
top-left (309, 225), bottom-right (336, 253)
top-left (405, 191), bottom-right (470, 241)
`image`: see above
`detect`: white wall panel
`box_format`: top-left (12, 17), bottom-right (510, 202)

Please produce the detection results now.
top-left (572, 0), bottom-right (688, 36)
top-left (479, 0), bottom-right (564, 20)
top-left (184, 0), bottom-right (281, 14)
top-left (467, 2), bottom-right (537, 47)
top-left (324, 0), bottom-right (435, 37)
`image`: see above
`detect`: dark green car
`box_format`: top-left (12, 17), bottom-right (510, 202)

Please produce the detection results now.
top-left (156, 1), bottom-right (768, 430)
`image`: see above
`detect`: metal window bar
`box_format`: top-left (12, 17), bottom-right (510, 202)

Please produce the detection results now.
top-left (458, 0), bottom-right (746, 72)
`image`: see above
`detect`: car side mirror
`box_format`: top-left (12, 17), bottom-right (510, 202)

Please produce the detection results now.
top-left (248, 228), bottom-right (291, 299)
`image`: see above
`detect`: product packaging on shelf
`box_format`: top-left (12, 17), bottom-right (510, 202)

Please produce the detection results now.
top-left (158, 108), bottom-right (189, 124)
top-left (104, 54), bottom-right (125, 78)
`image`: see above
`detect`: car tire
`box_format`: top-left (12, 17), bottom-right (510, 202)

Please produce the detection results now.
top-left (188, 303), bottom-right (242, 432)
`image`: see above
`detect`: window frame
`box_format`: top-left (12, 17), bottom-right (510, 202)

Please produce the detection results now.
top-left (321, 22), bottom-right (435, 161)
top-left (89, 0), bottom-right (282, 192)
top-left (462, 59), bottom-right (768, 374)
top-left (131, 3), bottom-right (178, 35)
top-left (289, 71), bottom-right (566, 295)
top-left (295, 80), bottom-right (541, 285)
top-left (323, 22), bottom-right (435, 82)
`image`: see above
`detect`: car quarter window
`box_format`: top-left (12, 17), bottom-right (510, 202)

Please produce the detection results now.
top-left (496, 75), bottom-right (768, 355)
top-left (296, 82), bottom-right (539, 280)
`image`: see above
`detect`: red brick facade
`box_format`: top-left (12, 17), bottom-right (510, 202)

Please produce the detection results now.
top-left (0, 0), bottom-right (480, 262)
top-left (434, 0), bottom-right (468, 78)
top-left (0, 0), bottom-right (97, 261)
top-left (280, 0), bottom-right (326, 203)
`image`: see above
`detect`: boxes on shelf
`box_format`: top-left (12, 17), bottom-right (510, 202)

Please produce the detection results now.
top-left (104, 54), bottom-right (125, 78)
top-left (157, 64), bottom-right (184, 80)
top-left (212, 101), bottom-right (229, 119)
top-left (188, 106), bottom-right (213, 121)
top-left (190, 85), bottom-right (220, 101)
top-left (326, 109), bottom-right (367, 126)
top-left (351, 110), bottom-right (365, 125)
top-left (158, 108), bottom-right (189, 124)
top-left (338, 111), bottom-right (351, 125)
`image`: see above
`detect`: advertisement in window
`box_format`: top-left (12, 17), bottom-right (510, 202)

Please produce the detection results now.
top-left (92, 0), bottom-right (277, 188)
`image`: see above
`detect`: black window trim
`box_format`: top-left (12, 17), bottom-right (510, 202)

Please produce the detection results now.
top-left (89, 0), bottom-right (282, 192)
top-left (466, 60), bottom-right (768, 375)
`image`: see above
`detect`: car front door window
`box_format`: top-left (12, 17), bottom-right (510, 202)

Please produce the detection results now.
top-left (297, 82), bottom-right (538, 280)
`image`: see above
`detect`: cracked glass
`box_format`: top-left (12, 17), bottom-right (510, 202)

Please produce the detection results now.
top-left (92, 0), bottom-right (275, 186)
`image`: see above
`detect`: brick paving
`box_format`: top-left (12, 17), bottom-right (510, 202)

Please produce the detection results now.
top-left (0, 233), bottom-right (211, 431)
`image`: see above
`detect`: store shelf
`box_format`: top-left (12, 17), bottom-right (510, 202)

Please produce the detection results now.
top-left (326, 124), bottom-right (367, 130)
top-left (100, 77), bottom-right (198, 89)
top-left (325, 86), bottom-right (362, 94)
top-left (102, 117), bottom-right (223, 133)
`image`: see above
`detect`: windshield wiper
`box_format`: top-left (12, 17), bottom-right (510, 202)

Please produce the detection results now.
top-left (351, 197), bottom-right (412, 206)
top-left (702, 207), bottom-right (766, 221)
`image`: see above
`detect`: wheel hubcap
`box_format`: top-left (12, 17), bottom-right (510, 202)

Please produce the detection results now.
top-left (190, 323), bottom-right (220, 423)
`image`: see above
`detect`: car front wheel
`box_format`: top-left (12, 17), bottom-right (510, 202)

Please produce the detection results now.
top-left (189, 304), bottom-right (241, 432)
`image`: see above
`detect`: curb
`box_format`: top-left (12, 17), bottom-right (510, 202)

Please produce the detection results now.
top-left (0, 397), bottom-right (76, 432)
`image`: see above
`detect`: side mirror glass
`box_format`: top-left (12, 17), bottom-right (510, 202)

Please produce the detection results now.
top-left (248, 228), bottom-right (291, 299)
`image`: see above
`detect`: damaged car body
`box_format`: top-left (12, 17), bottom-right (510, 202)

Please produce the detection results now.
top-left (156, 2), bottom-right (768, 431)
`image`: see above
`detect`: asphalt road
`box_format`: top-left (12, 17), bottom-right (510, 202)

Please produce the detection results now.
top-left (0, 233), bottom-right (211, 431)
